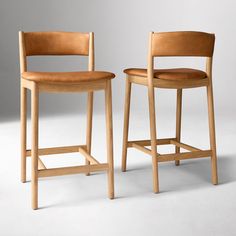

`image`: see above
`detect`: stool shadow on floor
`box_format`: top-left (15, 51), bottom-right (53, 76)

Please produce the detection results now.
top-left (37, 155), bottom-right (235, 208)
top-left (173, 155), bottom-right (236, 185)
top-left (122, 155), bottom-right (236, 193)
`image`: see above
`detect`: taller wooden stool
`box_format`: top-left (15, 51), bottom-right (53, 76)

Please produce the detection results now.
top-left (122, 31), bottom-right (218, 193)
top-left (19, 31), bottom-right (115, 209)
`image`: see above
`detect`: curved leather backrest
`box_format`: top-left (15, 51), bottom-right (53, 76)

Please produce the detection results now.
top-left (24, 32), bottom-right (90, 56)
top-left (152, 31), bottom-right (215, 57)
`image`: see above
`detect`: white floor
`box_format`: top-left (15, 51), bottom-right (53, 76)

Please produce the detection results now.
top-left (0, 111), bottom-right (236, 236)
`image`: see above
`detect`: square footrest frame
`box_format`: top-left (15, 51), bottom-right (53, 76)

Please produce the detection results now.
top-left (127, 138), bottom-right (212, 162)
top-left (26, 145), bottom-right (109, 178)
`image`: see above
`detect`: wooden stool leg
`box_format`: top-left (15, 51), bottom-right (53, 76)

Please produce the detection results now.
top-left (21, 86), bottom-right (27, 183)
top-left (148, 86), bottom-right (159, 193)
top-left (207, 84), bottom-right (218, 185)
top-left (175, 89), bottom-right (182, 166)
top-left (85, 92), bottom-right (93, 176)
top-left (122, 79), bottom-right (132, 172)
top-left (31, 82), bottom-right (39, 210)
top-left (105, 80), bottom-right (114, 199)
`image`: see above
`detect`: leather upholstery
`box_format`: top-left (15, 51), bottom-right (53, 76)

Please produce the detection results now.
top-left (152, 31), bottom-right (215, 57)
top-left (24, 32), bottom-right (90, 56)
top-left (124, 68), bottom-right (207, 80)
top-left (21, 71), bottom-right (115, 83)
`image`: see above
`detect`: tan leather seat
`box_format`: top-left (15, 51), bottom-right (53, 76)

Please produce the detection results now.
top-left (21, 71), bottom-right (115, 83)
top-left (124, 68), bottom-right (207, 80)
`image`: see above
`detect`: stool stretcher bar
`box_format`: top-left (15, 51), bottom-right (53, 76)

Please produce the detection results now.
top-left (38, 163), bottom-right (109, 178)
top-left (131, 143), bottom-right (153, 155)
top-left (170, 140), bottom-right (200, 152)
top-left (127, 138), bottom-right (174, 147)
top-left (26, 145), bottom-right (87, 157)
top-left (79, 147), bottom-right (100, 164)
top-left (157, 150), bottom-right (212, 162)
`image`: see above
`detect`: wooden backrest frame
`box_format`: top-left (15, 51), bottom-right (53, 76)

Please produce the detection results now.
top-left (19, 31), bottom-right (94, 74)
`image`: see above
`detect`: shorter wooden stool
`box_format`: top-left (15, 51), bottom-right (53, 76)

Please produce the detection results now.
top-left (122, 31), bottom-right (218, 193)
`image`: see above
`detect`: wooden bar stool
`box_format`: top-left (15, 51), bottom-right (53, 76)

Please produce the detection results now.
top-left (122, 31), bottom-right (218, 193)
top-left (19, 31), bottom-right (115, 209)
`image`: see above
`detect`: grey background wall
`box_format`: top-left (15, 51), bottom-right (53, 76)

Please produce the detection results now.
top-left (0, 0), bottom-right (235, 120)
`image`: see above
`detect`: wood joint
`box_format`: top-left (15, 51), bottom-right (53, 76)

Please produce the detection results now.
top-left (38, 158), bottom-right (47, 169)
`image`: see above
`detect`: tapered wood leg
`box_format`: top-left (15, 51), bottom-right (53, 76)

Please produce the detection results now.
top-left (85, 92), bottom-right (93, 176)
top-left (148, 86), bottom-right (159, 193)
top-left (21, 85), bottom-right (27, 183)
top-left (207, 85), bottom-right (218, 185)
top-left (175, 89), bottom-right (182, 166)
top-left (31, 82), bottom-right (39, 210)
top-left (122, 79), bottom-right (132, 172)
top-left (105, 81), bottom-right (114, 199)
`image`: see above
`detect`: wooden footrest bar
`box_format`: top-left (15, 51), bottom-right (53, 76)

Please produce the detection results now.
top-left (157, 150), bottom-right (212, 162)
top-left (79, 147), bottom-right (100, 164)
top-left (38, 163), bottom-right (109, 178)
top-left (128, 138), bottom-right (174, 147)
top-left (26, 145), bottom-right (87, 156)
top-left (170, 140), bottom-right (201, 152)
top-left (132, 143), bottom-right (152, 155)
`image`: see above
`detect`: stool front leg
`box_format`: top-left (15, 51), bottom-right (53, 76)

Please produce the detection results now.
top-left (206, 84), bottom-right (218, 185)
top-left (105, 80), bottom-right (114, 199)
top-left (147, 86), bottom-right (159, 193)
top-left (85, 92), bottom-right (93, 175)
top-left (31, 82), bottom-right (39, 210)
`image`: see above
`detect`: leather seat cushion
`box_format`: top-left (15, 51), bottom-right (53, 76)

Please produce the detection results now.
top-left (124, 68), bottom-right (207, 80)
top-left (21, 71), bottom-right (115, 83)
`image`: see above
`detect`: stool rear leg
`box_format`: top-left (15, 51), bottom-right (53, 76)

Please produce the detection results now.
top-left (21, 86), bottom-right (27, 183)
top-left (148, 86), bottom-right (159, 193)
top-left (175, 89), bottom-right (182, 166)
top-left (122, 79), bottom-right (132, 172)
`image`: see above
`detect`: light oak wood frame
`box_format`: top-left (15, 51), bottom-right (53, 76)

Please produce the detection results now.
top-left (19, 31), bottom-right (114, 210)
top-left (121, 32), bottom-right (218, 193)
